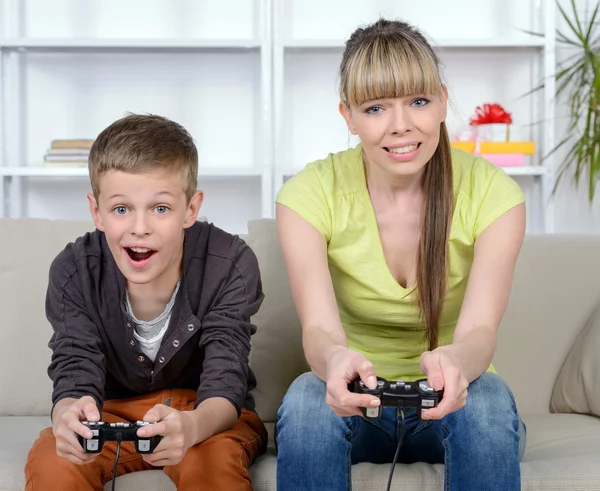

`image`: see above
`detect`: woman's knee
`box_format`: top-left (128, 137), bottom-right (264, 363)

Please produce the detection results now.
top-left (447, 372), bottom-right (521, 442)
top-left (276, 372), bottom-right (348, 447)
top-left (277, 372), bottom-right (328, 420)
top-left (466, 373), bottom-right (519, 419)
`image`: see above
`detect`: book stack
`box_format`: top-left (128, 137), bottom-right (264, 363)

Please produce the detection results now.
top-left (43, 139), bottom-right (94, 167)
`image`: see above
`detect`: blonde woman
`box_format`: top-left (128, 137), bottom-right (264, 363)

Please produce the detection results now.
top-left (274, 18), bottom-right (527, 491)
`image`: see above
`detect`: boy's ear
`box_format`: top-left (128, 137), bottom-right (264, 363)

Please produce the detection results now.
top-left (184, 190), bottom-right (204, 228)
top-left (87, 193), bottom-right (105, 231)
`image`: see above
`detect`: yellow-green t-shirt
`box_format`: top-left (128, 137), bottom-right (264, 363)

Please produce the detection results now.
top-left (275, 144), bottom-right (525, 382)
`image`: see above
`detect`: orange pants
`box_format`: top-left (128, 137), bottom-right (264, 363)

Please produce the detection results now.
top-left (25, 389), bottom-right (267, 491)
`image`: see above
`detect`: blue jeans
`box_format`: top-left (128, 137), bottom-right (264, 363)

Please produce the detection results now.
top-left (275, 372), bottom-right (526, 491)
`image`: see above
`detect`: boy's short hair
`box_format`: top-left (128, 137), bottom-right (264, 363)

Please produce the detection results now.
top-left (88, 114), bottom-right (198, 202)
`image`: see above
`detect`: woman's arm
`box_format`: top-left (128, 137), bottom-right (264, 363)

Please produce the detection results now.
top-left (276, 203), bottom-right (348, 380)
top-left (276, 204), bottom-right (381, 415)
top-left (446, 202), bottom-right (526, 381)
top-left (421, 203), bottom-right (526, 419)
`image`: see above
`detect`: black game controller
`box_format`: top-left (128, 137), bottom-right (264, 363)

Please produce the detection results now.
top-left (77, 421), bottom-right (162, 454)
top-left (349, 376), bottom-right (444, 419)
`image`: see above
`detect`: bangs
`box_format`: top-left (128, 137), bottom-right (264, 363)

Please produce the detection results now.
top-left (342, 37), bottom-right (442, 107)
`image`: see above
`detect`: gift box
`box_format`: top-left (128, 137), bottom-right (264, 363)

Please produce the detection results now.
top-left (480, 153), bottom-right (525, 167)
top-left (451, 141), bottom-right (476, 153)
top-left (470, 103), bottom-right (513, 142)
top-left (478, 141), bottom-right (535, 155)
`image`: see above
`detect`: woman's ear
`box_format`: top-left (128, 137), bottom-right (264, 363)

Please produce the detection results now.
top-left (339, 102), bottom-right (359, 135)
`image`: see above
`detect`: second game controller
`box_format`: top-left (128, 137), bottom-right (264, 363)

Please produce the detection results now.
top-left (349, 376), bottom-right (444, 419)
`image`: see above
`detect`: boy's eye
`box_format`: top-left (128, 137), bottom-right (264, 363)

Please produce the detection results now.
top-left (114, 206), bottom-right (128, 215)
top-left (154, 205), bottom-right (169, 214)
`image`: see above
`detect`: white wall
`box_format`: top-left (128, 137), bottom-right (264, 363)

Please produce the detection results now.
top-left (3, 0), bottom-right (597, 234)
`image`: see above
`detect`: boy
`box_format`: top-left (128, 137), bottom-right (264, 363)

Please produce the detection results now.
top-left (24, 114), bottom-right (267, 490)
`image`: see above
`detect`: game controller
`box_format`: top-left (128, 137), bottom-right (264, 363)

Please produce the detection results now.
top-left (77, 421), bottom-right (162, 454)
top-left (349, 376), bottom-right (444, 419)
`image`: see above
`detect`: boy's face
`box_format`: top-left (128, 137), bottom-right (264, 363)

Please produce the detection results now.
top-left (87, 168), bottom-right (203, 286)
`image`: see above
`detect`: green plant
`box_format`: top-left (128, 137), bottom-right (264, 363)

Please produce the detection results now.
top-left (529, 0), bottom-right (600, 201)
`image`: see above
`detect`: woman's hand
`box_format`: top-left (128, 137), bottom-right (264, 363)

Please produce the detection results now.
top-left (419, 348), bottom-right (469, 420)
top-left (325, 346), bottom-right (381, 417)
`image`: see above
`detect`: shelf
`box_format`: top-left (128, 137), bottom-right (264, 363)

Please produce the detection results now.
top-left (502, 166), bottom-right (547, 176)
top-left (283, 38), bottom-right (545, 50)
top-left (0, 167), bottom-right (265, 178)
top-left (0, 38), bottom-right (261, 52)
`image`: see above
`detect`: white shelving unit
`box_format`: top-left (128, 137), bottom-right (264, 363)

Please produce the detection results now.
top-left (0, 0), bottom-right (273, 234)
top-left (273, 0), bottom-right (557, 233)
top-left (0, 0), bottom-right (557, 233)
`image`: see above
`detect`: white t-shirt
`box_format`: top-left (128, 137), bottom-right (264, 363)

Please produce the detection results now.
top-left (125, 280), bottom-right (181, 362)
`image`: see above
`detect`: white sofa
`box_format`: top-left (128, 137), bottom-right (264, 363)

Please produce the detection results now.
top-left (1, 218), bottom-right (600, 490)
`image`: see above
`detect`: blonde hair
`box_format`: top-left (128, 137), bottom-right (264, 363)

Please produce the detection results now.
top-left (88, 113), bottom-right (198, 202)
top-left (340, 19), bottom-right (454, 351)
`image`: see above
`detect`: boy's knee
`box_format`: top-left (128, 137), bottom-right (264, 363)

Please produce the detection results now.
top-left (183, 435), bottom-right (250, 473)
top-left (26, 428), bottom-right (85, 489)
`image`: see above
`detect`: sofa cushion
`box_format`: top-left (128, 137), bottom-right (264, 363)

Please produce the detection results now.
top-left (0, 219), bottom-right (95, 417)
top-left (0, 416), bottom-right (51, 491)
top-left (245, 219), bottom-right (309, 423)
top-left (550, 300), bottom-right (600, 417)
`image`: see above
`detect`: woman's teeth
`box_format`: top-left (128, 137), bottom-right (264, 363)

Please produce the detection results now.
top-left (387, 144), bottom-right (418, 154)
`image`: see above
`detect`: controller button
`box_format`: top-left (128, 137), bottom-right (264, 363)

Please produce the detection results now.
top-left (87, 440), bottom-right (99, 451)
top-left (92, 429), bottom-right (99, 436)
top-left (138, 440), bottom-right (151, 452)
top-left (422, 399), bottom-right (435, 407)
top-left (419, 381), bottom-right (434, 392)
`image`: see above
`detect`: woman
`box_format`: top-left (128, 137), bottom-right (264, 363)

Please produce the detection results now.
top-left (274, 18), bottom-right (527, 491)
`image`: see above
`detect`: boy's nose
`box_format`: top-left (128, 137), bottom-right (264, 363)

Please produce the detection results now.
top-left (132, 215), bottom-right (152, 235)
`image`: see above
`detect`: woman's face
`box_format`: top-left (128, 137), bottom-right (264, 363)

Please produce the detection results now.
top-left (340, 88), bottom-right (448, 178)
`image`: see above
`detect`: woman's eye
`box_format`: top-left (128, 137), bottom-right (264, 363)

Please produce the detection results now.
top-left (412, 98), bottom-right (430, 107)
top-left (365, 106), bottom-right (383, 115)
top-left (114, 206), bottom-right (128, 215)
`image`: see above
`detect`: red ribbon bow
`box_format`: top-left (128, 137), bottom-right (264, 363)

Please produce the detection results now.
top-left (469, 103), bottom-right (512, 125)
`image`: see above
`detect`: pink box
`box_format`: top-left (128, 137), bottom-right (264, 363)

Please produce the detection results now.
top-left (479, 153), bottom-right (525, 167)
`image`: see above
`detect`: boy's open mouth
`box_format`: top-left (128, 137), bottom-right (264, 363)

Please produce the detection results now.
top-left (125, 247), bottom-right (156, 262)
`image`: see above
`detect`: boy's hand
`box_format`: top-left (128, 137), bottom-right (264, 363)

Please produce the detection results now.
top-left (137, 404), bottom-right (195, 466)
top-left (52, 396), bottom-right (101, 465)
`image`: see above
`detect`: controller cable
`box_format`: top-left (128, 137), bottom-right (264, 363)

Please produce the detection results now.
top-left (110, 433), bottom-right (123, 491)
top-left (386, 408), bottom-right (406, 491)
top-left (108, 397), bottom-right (171, 491)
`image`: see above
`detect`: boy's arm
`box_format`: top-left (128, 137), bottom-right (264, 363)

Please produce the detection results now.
top-left (47, 250), bottom-right (106, 417)
top-left (195, 241), bottom-right (264, 429)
